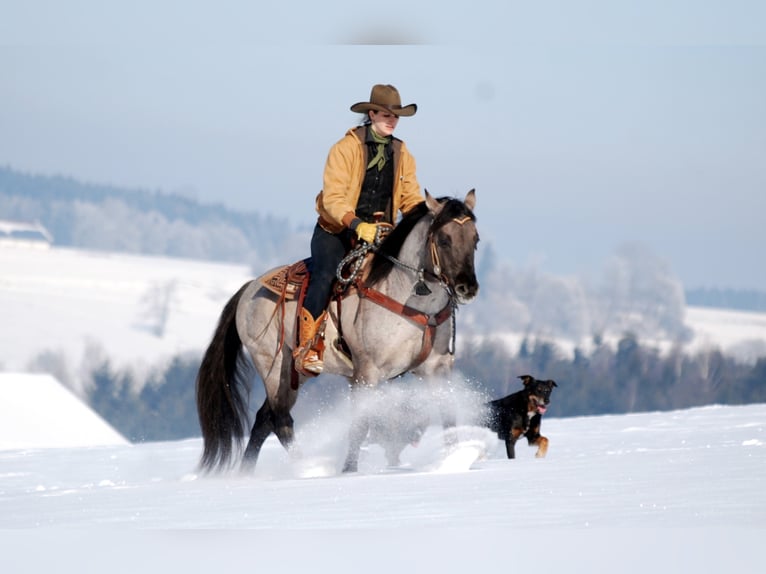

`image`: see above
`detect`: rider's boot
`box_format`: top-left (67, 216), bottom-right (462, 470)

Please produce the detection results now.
top-left (293, 307), bottom-right (327, 375)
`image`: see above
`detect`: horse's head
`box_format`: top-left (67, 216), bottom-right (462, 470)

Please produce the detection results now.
top-left (425, 189), bottom-right (480, 304)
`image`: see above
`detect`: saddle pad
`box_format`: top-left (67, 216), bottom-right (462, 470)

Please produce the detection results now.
top-left (258, 259), bottom-right (309, 300)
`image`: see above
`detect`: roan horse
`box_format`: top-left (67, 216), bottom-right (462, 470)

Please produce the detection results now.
top-left (196, 189), bottom-right (479, 473)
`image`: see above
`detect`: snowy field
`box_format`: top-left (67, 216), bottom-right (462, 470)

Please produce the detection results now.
top-left (0, 245), bottom-right (252, 389)
top-left (0, 403), bottom-right (763, 571)
top-left (1, 245), bottom-right (764, 571)
top-left (0, 373), bottom-right (128, 450)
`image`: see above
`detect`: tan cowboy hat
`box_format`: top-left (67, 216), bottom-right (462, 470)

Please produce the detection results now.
top-left (350, 84), bottom-right (417, 117)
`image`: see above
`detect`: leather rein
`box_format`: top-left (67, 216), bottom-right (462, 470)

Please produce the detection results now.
top-left (338, 213), bottom-right (473, 367)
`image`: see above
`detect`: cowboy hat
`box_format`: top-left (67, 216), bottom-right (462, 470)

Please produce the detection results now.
top-left (350, 84), bottom-right (417, 117)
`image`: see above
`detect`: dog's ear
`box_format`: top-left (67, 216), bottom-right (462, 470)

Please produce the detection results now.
top-left (518, 375), bottom-right (535, 386)
top-left (548, 380), bottom-right (558, 387)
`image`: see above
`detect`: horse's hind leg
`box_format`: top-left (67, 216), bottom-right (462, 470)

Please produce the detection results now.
top-left (272, 408), bottom-right (295, 451)
top-left (242, 351), bottom-right (301, 473)
top-left (241, 399), bottom-right (275, 472)
top-left (240, 402), bottom-right (297, 473)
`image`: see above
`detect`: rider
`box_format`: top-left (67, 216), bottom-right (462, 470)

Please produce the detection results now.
top-left (295, 84), bottom-right (425, 375)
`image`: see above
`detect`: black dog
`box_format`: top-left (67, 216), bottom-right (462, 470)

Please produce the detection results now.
top-left (484, 375), bottom-right (558, 459)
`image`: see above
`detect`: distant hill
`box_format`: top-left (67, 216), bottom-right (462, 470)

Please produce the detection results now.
top-left (0, 165), bottom-right (305, 267)
top-left (686, 287), bottom-right (766, 313)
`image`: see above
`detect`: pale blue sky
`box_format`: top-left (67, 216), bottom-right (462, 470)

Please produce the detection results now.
top-left (1, 1), bottom-right (765, 289)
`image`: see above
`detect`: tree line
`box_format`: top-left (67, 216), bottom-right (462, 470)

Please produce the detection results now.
top-left (85, 332), bottom-right (765, 442)
top-left (0, 165), bottom-right (301, 268)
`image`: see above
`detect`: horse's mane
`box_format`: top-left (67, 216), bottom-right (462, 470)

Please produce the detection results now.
top-left (365, 196), bottom-right (476, 287)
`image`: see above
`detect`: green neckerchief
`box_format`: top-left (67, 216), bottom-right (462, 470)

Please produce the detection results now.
top-left (366, 128), bottom-right (391, 171)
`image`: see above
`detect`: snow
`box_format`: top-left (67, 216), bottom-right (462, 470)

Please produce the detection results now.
top-left (0, 403), bottom-right (763, 570)
top-left (0, 373), bottom-right (127, 449)
top-left (0, 245), bottom-right (763, 570)
top-left (0, 245), bottom-right (251, 389)
top-left (684, 306), bottom-right (766, 362)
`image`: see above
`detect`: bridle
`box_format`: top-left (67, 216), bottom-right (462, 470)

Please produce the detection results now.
top-left (425, 214), bottom-right (474, 297)
top-left (333, 211), bottom-right (476, 365)
top-left (337, 211), bottom-right (475, 297)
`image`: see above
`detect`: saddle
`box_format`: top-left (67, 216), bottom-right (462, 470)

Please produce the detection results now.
top-left (257, 248), bottom-right (450, 388)
top-left (258, 259), bottom-right (354, 386)
top-left (259, 259), bottom-right (310, 300)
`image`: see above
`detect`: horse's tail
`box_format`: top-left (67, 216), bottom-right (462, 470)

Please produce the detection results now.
top-left (196, 280), bottom-right (253, 472)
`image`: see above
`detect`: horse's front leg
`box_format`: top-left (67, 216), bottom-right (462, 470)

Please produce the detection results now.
top-left (419, 356), bottom-right (459, 445)
top-left (342, 381), bottom-right (376, 473)
top-left (342, 413), bottom-right (368, 473)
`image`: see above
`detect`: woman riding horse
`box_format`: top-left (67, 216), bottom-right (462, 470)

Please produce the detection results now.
top-left (195, 84), bottom-right (480, 474)
top-left (196, 189), bottom-right (479, 474)
top-left (296, 84), bottom-right (425, 376)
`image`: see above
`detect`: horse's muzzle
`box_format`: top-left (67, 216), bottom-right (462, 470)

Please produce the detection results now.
top-left (454, 278), bottom-right (479, 304)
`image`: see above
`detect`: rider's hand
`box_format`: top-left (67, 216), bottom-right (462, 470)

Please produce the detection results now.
top-left (355, 222), bottom-right (378, 243)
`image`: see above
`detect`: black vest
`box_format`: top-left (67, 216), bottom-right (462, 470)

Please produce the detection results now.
top-left (355, 127), bottom-right (394, 224)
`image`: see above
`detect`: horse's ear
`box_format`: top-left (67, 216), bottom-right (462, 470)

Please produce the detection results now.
top-left (464, 189), bottom-right (476, 211)
top-left (425, 189), bottom-right (442, 214)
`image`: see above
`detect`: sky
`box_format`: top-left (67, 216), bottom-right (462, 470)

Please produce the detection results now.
top-left (0, 372), bottom-right (763, 570)
top-left (1, 1), bottom-right (765, 289)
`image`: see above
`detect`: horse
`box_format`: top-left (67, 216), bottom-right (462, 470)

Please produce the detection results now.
top-left (195, 189), bottom-right (479, 473)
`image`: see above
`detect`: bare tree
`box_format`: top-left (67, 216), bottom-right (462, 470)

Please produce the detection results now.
top-left (138, 280), bottom-right (179, 337)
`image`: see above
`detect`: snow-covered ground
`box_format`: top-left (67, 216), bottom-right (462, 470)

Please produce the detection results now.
top-left (0, 373), bottom-right (127, 449)
top-left (1, 245), bottom-right (763, 569)
top-left (2, 244), bottom-right (765, 391)
top-left (0, 402), bottom-right (763, 570)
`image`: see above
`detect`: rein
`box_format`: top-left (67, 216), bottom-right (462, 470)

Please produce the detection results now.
top-left (354, 280), bottom-right (454, 366)
top-left (334, 213), bottom-right (471, 361)
top-left (336, 240), bottom-right (377, 286)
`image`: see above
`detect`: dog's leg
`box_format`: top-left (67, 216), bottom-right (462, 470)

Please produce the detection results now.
top-left (504, 437), bottom-right (517, 459)
top-left (505, 428), bottom-right (526, 459)
top-left (533, 436), bottom-right (549, 458)
top-left (525, 414), bottom-right (548, 458)
top-left (505, 440), bottom-right (516, 459)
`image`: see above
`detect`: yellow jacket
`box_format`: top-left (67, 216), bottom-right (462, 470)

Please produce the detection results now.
top-left (315, 126), bottom-right (423, 233)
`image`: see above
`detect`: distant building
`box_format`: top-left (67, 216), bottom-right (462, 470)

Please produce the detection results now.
top-left (0, 220), bottom-right (53, 249)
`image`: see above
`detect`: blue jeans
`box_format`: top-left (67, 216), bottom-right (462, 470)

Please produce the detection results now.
top-left (303, 223), bottom-right (353, 318)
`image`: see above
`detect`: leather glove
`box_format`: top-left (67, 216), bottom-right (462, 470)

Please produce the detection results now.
top-left (355, 222), bottom-right (378, 243)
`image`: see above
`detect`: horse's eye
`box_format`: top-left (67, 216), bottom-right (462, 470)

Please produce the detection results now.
top-left (438, 235), bottom-right (451, 248)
